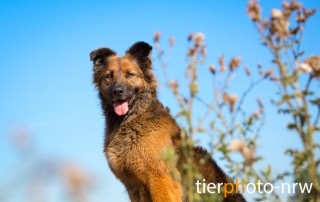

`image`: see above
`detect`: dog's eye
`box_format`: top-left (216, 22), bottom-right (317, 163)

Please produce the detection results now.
top-left (106, 73), bottom-right (113, 79)
top-left (126, 72), bottom-right (135, 78)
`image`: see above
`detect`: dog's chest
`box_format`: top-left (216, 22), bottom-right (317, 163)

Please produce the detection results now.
top-left (105, 123), bottom-right (144, 172)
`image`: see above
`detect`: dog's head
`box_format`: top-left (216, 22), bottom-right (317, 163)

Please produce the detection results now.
top-left (90, 41), bottom-right (157, 116)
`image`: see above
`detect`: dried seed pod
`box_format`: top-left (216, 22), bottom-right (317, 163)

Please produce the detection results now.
top-left (303, 56), bottom-right (320, 77)
top-left (228, 94), bottom-right (238, 112)
top-left (282, 1), bottom-right (290, 10)
top-left (219, 55), bottom-right (226, 72)
top-left (242, 147), bottom-right (255, 164)
top-left (291, 26), bottom-right (301, 35)
top-left (169, 37), bottom-right (175, 47)
top-left (244, 65), bottom-right (251, 76)
top-left (193, 32), bottom-right (205, 47)
top-left (209, 65), bottom-right (216, 75)
top-left (289, 0), bottom-right (301, 11)
top-left (271, 9), bottom-right (283, 19)
top-left (187, 33), bottom-right (194, 41)
top-left (169, 80), bottom-right (179, 94)
top-left (229, 57), bottom-right (241, 71)
top-left (229, 139), bottom-right (246, 152)
top-left (296, 13), bottom-right (306, 23)
top-left (222, 92), bottom-right (229, 103)
top-left (257, 64), bottom-right (263, 75)
top-left (304, 8), bottom-right (316, 18)
top-left (247, 0), bottom-right (262, 22)
top-left (264, 69), bottom-right (274, 78)
top-left (154, 32), bottom-right (161, 43)
top-left (298, 63), bottom-right (313, 73)
top-left (200, 45), bottom-right (207, 56)
top-left (187, 48), bottom-right (196, 57)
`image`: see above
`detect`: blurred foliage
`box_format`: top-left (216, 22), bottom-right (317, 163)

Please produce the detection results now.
top-left (154, 0), bottom-right (319, 201)
top-left (0, 125), bottom-right (96, 202)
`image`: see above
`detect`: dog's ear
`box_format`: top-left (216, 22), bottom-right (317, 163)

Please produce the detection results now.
top-left (90, 48), bottom-right (116, 66)
top-left (126, 42), bottom-right (152, 68)
top-left (90, 48), bottom-right (116, 86)
top-left (126, 42), bottom-right (157, 93)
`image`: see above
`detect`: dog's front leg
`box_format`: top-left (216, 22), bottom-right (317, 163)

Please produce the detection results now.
top-left (148, 173), bottom-right (183, 202)
top-left (126, 185), bottom-right (152, 202)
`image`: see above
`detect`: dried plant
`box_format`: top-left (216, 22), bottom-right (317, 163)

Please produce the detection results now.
top-left (153, 1), bottom-right (319, 201)
top-left (247, 0), bottom-right (319, 201)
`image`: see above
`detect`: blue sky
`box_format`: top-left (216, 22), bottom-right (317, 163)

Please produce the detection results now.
top-left (1, 0), bottom-right (319, 201)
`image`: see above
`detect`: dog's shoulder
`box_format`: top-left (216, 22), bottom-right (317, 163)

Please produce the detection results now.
top-left (144, 100), bottom-right (175, 122)
top-left (135, 99), bottom-right (179, 135)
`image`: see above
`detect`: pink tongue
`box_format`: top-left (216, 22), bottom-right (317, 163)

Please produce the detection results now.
top-left (113, 100), bottom-right (129, 116)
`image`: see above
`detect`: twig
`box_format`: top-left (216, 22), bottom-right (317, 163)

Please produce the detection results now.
top-left (231, 77), bottom-right (265, 133)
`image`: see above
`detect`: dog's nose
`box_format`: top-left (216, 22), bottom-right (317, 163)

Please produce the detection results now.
top-left (112, 85), bottom-right (124, 96)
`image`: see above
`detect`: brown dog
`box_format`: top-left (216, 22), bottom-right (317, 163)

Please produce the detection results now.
top-left (90, 42), bottom-right (246, 202)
